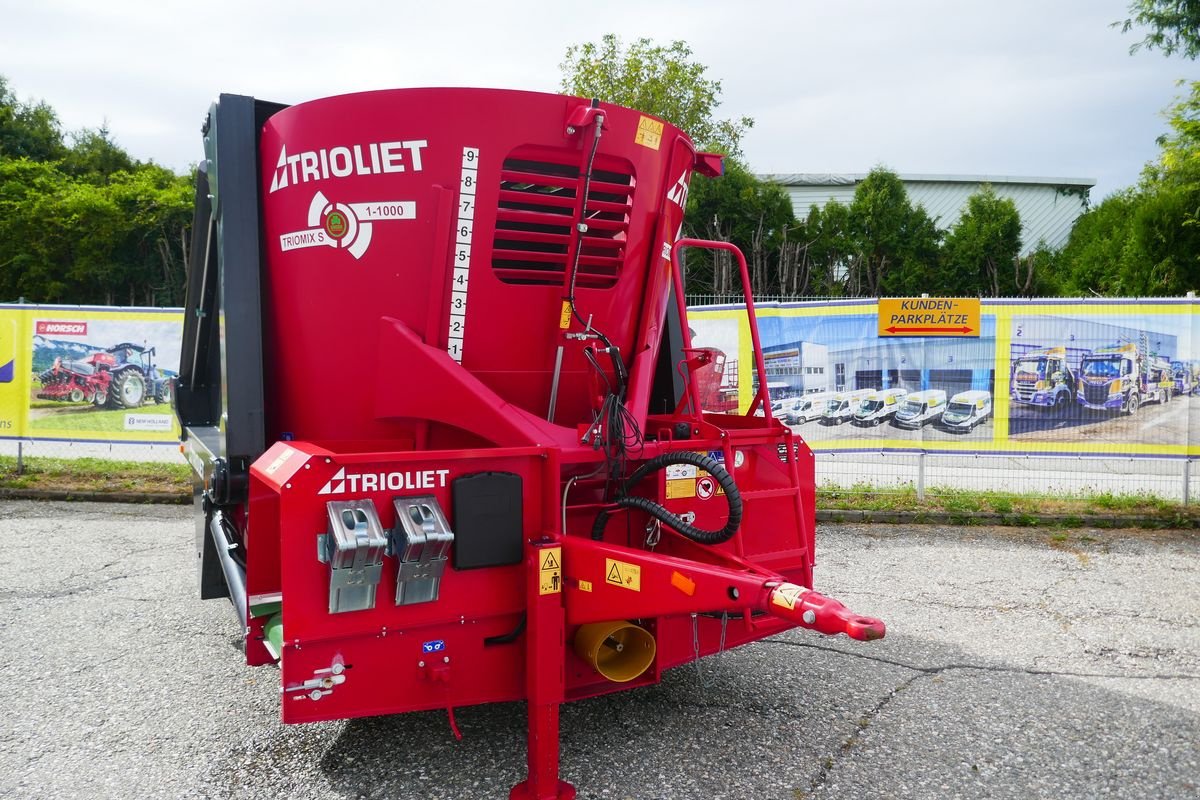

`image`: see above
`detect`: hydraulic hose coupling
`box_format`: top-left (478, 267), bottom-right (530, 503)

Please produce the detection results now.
top-left (768, 582), bottom-right (887, 642)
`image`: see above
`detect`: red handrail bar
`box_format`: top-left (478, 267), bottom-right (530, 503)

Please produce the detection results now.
top-left (669, 238), bottom-right (773, 422)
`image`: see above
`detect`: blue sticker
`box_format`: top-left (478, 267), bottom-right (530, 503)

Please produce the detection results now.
top-left (422, 640), bottom-right (446, 653)
top-left (707, 450), bottom-right (724, 463)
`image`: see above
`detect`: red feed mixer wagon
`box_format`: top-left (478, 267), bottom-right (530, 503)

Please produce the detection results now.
top-left (175, 87), bottom-right (886, 799)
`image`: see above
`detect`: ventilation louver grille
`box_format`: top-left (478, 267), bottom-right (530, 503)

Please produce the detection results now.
top-left (491, 151), bottom-right (634, 289)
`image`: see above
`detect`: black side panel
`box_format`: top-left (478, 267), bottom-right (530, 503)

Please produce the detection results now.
top-left (648, 283), bottom-right (689, 415)
top-left (176, 164), bottom-right (221, 429)
top-left (214, 94), bottom-right (268, 470)
top-left (452, 472), bottom-right (524, 569)
top-left (176, 95), bottom-right (287, 487)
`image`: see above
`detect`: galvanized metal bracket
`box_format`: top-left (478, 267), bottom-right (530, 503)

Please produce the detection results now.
top-left (318, 500), bottom-right (388, 614)
top-left (388, 495), bottom-right (454, 605)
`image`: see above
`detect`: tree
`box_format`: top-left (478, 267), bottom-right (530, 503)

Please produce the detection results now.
top-left (805, 202), bottom-right (854, 296)
top-left (560, 34), bottom-right (752, 159)
top-left (839, 168), bottom-right (942, 297)
top-left (62, 125), bottom-right (136, 182)
top-left (1119, 0), bottom-right (1200, 59)
top-left (941, 185), bottom-right (1023, 297)
top-left (682, 161), bottom-right (796, 295)
top-left (1057, 81), bottom-right (1200, 295)
top-left (0, 75), bottom-right (66, 162)
top-left (0, 76), bottom-right (194, 305)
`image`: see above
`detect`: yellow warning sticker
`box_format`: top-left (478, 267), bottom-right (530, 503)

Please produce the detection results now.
top-left (559, 300), bottom-right (573, 329)
top-left (539, 547), bottom-right (562, 595)
top-left (635, 116), bottom-right (664, 150)
top-left (666, 478), bottom-right (695, 499)
top-left (578, 579), bottom-right (593, 593)
top-left (771, 583), bottom-right (805, 611)
top-left (605, 558), bottom-right (641, 592)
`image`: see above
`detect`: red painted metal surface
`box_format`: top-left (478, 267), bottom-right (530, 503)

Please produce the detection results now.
top-left (229, 87), bottom-right (884, 798)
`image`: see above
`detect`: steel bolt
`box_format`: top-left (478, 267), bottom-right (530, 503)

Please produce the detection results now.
top-left (802, 610), bottom-right (817, 625)
top-left (443, 656), bottom-right (450, 663)
top-left (728, 587), bottom-right (740, 601)
top-left (419, 660), bottom-right (425, 668)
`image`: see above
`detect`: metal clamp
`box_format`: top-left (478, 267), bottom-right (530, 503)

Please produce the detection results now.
top-left (388, 495), bottom-right (454, 605)
top-left (318, 500), bottom-right (388, 614)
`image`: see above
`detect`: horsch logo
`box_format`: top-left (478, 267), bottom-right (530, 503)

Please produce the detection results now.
top-left (36, 321), bottom-right (87, 336)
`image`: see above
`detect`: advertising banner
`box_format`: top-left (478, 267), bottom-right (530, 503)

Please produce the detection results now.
top-left (688, 299), bottom-right (1199, 458)
top-left (0, 308), bottom-right (28, 438)
top-left (1, 305), bottom-right (184, 444)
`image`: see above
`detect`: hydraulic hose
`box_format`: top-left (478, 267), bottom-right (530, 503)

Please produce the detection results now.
top-left (591, 451), bottom-right (742, 545)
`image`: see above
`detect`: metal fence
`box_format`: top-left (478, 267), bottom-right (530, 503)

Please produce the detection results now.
top-left (0, 437), bottom-right (184, 467)
top-left (814, 450), bottom-right (1194, 503)
top-left (8, 435), bottom-right (1189, 503)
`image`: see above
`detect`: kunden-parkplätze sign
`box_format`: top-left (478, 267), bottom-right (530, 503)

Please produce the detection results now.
top-left (878, 298), bottom-right (981, 337)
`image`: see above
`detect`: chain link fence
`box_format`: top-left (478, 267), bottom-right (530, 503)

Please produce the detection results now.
top-left (814, 450), bottom-right (1194, 503)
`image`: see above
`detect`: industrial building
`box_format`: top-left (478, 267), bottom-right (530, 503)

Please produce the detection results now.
top-left (762, 173), bottom-right (1095, 255)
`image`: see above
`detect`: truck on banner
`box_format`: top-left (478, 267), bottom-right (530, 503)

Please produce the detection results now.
top-left (688, 298), bottom-right (1200, 458)
top-left (0, 304), bottom-right (184, 444)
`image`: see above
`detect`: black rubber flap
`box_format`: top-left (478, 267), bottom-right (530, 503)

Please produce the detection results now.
top-left (452, 472), bottom-right (523, 569)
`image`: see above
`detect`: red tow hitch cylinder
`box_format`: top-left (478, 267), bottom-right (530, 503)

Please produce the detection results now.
top-left (768, 583), bottom-right (887, 641)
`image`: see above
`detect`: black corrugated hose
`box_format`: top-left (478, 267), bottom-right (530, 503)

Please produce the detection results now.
top-left (590, 451), bottom-right (743, 545)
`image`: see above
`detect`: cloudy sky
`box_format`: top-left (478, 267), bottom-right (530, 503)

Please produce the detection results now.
top-left (1, 0), bottom-right (1193, 200)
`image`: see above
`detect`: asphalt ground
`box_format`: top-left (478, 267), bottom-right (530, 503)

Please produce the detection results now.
top-left (0, 501), bottom-right (1196, 800)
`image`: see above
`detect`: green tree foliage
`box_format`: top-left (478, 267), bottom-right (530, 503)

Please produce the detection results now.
top-left (1058, 81), bottom-right (1200, 295)
top-left (62, 126), bottom-right (136, 182)
top-left (841, 169), bottom-right (943, 297)
top-left (1119, 0), bottom-right (1200, 59)
top-left (941, 185), bottom-right (1024, 297)
top-left (682, 161), bottom-right (796, 295)
top-left (0, 76), bottom-right (66, 162)
top-left (560, 34), bottom-right (752, 158)
top-left (0, 76), bottom-right (192, 306)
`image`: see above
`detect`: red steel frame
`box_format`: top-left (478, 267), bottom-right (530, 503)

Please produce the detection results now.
top-left (223, 88), bottom-right (886, 800)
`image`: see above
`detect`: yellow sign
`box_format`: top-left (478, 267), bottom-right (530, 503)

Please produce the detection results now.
top-left (559, 300), bottom-right (573, 329)
top-left (878, 298), bottom-right (980, 337)
top-left (539, 547), bottom-right (562, 595)
top-left (634, 116), bottom-right (664, 151)
top-left (578, 579), bottom-right (593, 593)
top-left (605, 558), bottom-right (641, 592)
top-left (665, 478), bottom-right (695, 499)
top-left (771, 583), bottom-right (806, 611)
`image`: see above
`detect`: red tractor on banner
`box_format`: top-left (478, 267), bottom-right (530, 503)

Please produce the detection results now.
top-left (38, 342), bottom-right (167, 408)
top-left (175, 88), bottom-right (885, 799)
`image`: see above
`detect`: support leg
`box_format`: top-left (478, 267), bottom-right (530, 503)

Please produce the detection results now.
top-left (510, 540), bottom-right (576, 800)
